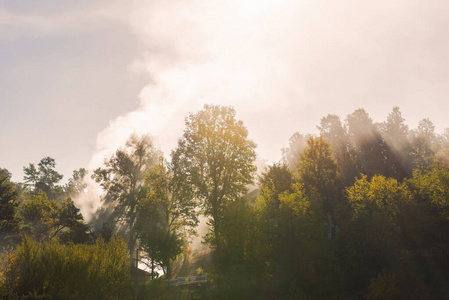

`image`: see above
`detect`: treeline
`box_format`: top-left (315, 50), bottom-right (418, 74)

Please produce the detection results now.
top-left (0, 158), bottom-right (132, 298)
top-left (1, 105), bottom-right (449, 299)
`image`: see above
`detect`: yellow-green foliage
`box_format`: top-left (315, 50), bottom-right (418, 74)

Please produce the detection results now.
top-left (19, 191), bottom-right (60, 240)
top-left (279, 183), bottom-right (310, 217)
top-left (347, 175), bottom-right (412, 223)
top-left (409, 162), bottom-right (449, 219)
top-left (1, 236), bottom-right (131, 299)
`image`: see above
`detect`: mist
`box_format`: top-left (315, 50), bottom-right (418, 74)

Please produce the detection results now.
top-left (64, 0), bottom-right (449, 220)
top-left (3, 0), bottom-right (447, 240)
top-left (87, 0), bottom-right (449, 174)
top-left (4, 2), bottom-right (449, 296)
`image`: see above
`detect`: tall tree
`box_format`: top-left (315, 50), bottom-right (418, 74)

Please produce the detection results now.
top-left (344, 175), bottom-right (413, 297)
top-left (319, 114), bottom-right (357, 185)
top-left (64, 168), bottom-right (87, 199)
top-left (0, 168), bottom-right (11, 179)
top-left (346, 109), bottom-right (388, 178)
top-left (0, 172), bottom-right (19, 244)
top-left (405, 162), bottom-right (449, 295)
top-left (378, 107), bottom-right (412, 179)
top-left (408, 161), bottom-right (449, 221)
top-left (410, 118), bottom-right (437, 170)
top-left (275, 180), bottom-right (345, 299)
top-left (281, 132), bottom-right (310, 171)
top-left (135, 160), bottom-right (198, 279)
top-left (379, 107), bottom-right (409, 151)
top-left (23, 157), bottom-right (63, 200)
top-left (55, 198), bottom-right (90, 243)
top-left (18, 192), bottom-right (60, 240)
top-left (436, 128), bottom-right (449, 163)
top-left (172, 104), bottom-right (256, 253)
top-left (92, 134), bottom-right (159, 253)
top-left (259, 163), bottom-right (294, 210)
top-left (297, 136), bottom-right (342, 232)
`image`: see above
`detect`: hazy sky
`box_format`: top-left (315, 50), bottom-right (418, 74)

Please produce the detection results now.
top-left (2, 0), bottom-right (449, 183)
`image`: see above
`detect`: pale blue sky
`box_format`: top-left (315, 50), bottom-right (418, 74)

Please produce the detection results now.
top-left (2, 0), bottom-right (449, 184)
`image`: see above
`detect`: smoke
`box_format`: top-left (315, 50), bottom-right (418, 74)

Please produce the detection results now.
top-left (89, 0), bottom-right (310, 167)
top-left (79, 0), bottom-right (449, 218)
top-left (93, 0), bottom-right (449, 162)
top-left (73, 176), bottom-right (103, 222)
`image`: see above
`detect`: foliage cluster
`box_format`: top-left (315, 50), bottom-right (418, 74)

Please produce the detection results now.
top-left (0, 236), bottom-right (131, 299)
top-left (2, 105), bottom-right (449, 299)
top-left (135, 160), bottom-right (198, 279)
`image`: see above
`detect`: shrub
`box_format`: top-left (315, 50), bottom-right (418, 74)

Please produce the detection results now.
top-left (0, 236), bottom-right (131, 299)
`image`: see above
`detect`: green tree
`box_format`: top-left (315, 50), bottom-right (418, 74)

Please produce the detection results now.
top-left (344, 175), bottom-right (413, 297)
top-left (278, 182), bottom-right (310, 229)
top-left (404, 162), bottom-right (449, 298)
top-left (19, 192), bottom-right (60, 240)
top-left (210, 195), bottom-right (273, 299)
top-left (274, 138), bottom-right (346, 298)
top-left (407, 161), bottom-right (449, 220)
top-left (64, 168), bottom-right (87, 199)
top-left (379, 107), bottom-right (409, 150)
top-left (347, 175), bottom-right (412, 224)
top-left (0, 172), bottom-right (19, 245)
top-left (19, 192), bottom-right (89, 243)
top-left (410, 118), bottom-right (437, 170)
top-left (257, 158), bottom-right (346, 299)
top-left (92, 134), bottom-right (159, 253)
top-left (297, 136), bottom-right (342, 237)
top-left (172, 104), bottom-right (257, 253)
top-left (346, 109), bottom-right (389, 178)
top-left (0, 168), bottom-right (11, 179)
top-left (259, 163), bottom-right (294, 210)
top-left (55, 198), bottom-right (90, 243)
top-left (436, 128), bottom-right (449, 163)
top-left (23, 157), bottom-right (64, 200)
top-left (378, 107), bottom-right (412, 180)
top-left (319, 114), bottom-right (357, 186)
top-left (135, 160), bottom-right (198, 279)
top-left (274, 182), bottom-right (345, 299)
top-left (256, 163), bottom-right (295, 265)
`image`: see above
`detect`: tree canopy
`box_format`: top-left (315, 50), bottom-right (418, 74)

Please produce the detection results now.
top-left (92, 134), bottom-right (160, 253)
top-left (135, 160), bottom-right (198, 279)
top-left (2, 105), bottom-right (449, 299)
top-left (172, 104), bottom-right (257, 252)
top-left (23, 157), bottom-right (64, 200)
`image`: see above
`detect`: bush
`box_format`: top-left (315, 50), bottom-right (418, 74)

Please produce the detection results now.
top-left (0, 236), bottom-right (131, 299)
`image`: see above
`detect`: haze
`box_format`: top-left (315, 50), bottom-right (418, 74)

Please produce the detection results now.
top-left (1, 0), bottom-right (449, 183)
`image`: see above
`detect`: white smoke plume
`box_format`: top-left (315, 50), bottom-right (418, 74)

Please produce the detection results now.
top-left (80, 0), bottom-right (449, 218)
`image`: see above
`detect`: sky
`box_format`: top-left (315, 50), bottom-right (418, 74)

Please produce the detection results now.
top-left (2, 0), bottom-right (449, 186)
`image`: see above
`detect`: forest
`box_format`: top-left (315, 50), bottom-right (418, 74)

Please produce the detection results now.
top-left (1, 104), bottom-right (449, 299)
